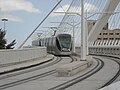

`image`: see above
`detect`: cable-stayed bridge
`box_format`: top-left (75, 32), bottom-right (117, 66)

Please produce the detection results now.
top-left (30, 0), bottom-right (120, 55)
top-left (55, 0), bottom-right (120, 45)
top-left (0, 0), bottom-right (120, 90)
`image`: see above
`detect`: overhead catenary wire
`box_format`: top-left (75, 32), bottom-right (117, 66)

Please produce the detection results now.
top-left (57, 0), bottom-right (74, 33)
top-left (37, 0), bottom-right (120, 46)
top-left (59, 0), bottom-right (81, 34)
top-left (117, 3), bottom-right (120, 28)
top-left (18, 0), bottom-right (63, 48)
top-left (116, 13), bottom-right (120, 28)
top-left (108, 4), bottom-right (120, 29)
top-left (56, 0), bottom-right (66, 12)
top-left (111, 3), bottom-right (120, 29)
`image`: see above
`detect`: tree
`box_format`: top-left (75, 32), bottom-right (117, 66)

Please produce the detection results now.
top-left (6, 40), bottom-right (16, 49)
top-left (0, 28), bottom-right (16, 49)
top-left (0, 29), bottom-right (6, 49)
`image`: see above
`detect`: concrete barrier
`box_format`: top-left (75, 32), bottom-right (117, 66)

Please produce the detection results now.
top-left (0, 54), bottom-right (54, 74)
top-left (0, 47), bottom-right (47, 64)
top-left (56, 60), bottom-right (93, 77)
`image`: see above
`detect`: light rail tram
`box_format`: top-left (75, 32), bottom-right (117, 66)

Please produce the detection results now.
top-left (32, 34), bottom-right (73, 55)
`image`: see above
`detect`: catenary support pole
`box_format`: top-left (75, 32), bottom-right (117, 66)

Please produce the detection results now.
top-left (81, 0), bottom-right (86, 60)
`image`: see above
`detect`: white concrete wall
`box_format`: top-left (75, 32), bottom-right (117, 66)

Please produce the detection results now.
top-left (0, 47), bottom-right (47, 64)
top-left (75, 46), bottom-right (120, 58)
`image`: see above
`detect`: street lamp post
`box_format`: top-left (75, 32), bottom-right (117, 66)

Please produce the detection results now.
top-left (81, 0), bottom-right (86, 60)
top-left (49, 27), bottom-right (57, 36)
top-left (1, 18), bottom-right (8, 31)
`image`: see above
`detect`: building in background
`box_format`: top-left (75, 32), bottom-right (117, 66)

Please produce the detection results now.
top-left (88, 20), bottom-right (120, 46)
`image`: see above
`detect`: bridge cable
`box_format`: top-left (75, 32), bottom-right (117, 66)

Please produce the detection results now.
top-left (18, 0), bottom-right (63, 48)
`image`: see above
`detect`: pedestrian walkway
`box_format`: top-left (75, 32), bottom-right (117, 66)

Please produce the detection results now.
top-left (0, 54), bottom-right (54, 74)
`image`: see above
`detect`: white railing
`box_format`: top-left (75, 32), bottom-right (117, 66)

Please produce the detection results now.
top-left (89, 46), bottom-right (120, 58)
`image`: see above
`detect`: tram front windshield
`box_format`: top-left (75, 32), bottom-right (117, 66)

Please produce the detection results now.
top-left (59, 35), bottom-right (71, 49)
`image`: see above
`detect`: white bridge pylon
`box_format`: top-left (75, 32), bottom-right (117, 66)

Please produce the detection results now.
top-left (88, 0), bottom-right (120, 42)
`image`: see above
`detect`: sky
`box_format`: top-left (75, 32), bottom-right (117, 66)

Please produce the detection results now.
top-left (0, 0), bottom-right (119, 48)
top-left (0, 0), bottom-right (72, 48)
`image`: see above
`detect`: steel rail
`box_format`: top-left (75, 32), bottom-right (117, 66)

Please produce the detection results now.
top-left (100, 56), bottom-right (120, 88)
top-left (0, 56), bottom-right (61, 80)
top-left (48, 57), bottom-right (104, 90)
top-left (0, 56), bottom-right (75, 90)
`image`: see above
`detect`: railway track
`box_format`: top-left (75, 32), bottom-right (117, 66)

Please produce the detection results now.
top-left (48, 57), bottom-right (104, 90)
top-left (0, 56), bottom-right (61, 80)
top-left (70, 55), bottom-right (78, 62)
top-left (0, 57), bottom-right (54, 75)
top-left (0, 56), bottom-right (75, 90)
top-left (100, 56), bottom-right (120, 88)
top-left (0, 70), bottom-right (56, 90)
